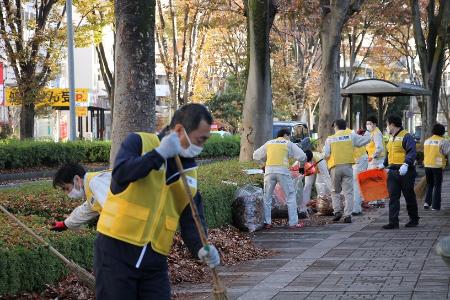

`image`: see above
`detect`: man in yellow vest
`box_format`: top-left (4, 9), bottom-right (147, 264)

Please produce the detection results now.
top-left (94, 104), bottom-right (219, 299)
top-left (352, 129), bottom-right (369, 216)
top-left (324, 119), bottom-right (371, 223)
top-left (424, 123), bottom-right (450, 211)
top-left (253, 128), bottom-right (311, 229)
top-left (50, 163), bottom-right (111, 230)
top-left (380, 115), bottom-right (419, 229)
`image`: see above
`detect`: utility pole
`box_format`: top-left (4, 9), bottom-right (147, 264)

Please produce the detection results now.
top-left (66, 0), bottom-right (76, 140)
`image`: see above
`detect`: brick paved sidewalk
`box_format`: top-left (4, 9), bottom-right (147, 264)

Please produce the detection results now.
top-left (174, 170), bottom-right (450, 300)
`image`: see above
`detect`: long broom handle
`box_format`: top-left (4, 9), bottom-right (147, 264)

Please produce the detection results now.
top-left (0, 204), bottom-right (95, 290)
top-left (174, 156), bottom-right (226, 293)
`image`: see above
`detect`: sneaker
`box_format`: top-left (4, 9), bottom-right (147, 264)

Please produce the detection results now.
top-left (382, 223), bottom-right (399, 229)
top-left (343, 216), bottom-right (352, 223)
top-left (298, 211), bottom-right (308, 219)
top-left (332, 212), bottom-right (342, 222)
top-left (432, 208), bottom-right (440, 211)
top-left (263, 223), bottom-right (273, 230)
top-left (288, 222), bottom-right (305, 229)
top-left (424, 203), bottom-right (430, 210)
top-left (352, 212), bottom-right (362, 216)
top-left (404, 220), bottom-right (418, 227)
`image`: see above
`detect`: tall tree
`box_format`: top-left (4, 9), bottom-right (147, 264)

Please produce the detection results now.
top-left (155, 0), bottom-right (211, 112)
top-left (74, 0), bottom-right (115, 115)
top-left (239, 0), bottom-right (277, 162)
top-left (110, 0), bottom-right (156, 164)
top-left (272, 0), bottom-right (321, 122)
top-left (318, 0), bottom-right (364, 142)
top-left (0, 0), bottom-right (65, 139)
top-left (410, 0), bottom-right (450, 140)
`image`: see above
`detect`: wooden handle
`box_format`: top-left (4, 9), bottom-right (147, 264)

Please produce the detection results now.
top-left (174, 156), bottom-right (226, 293)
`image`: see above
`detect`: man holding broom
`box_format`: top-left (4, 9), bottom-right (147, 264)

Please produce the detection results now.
top-left (94, 104), bottom-right (220, 299)
top-left (381, 115), bottom-right (419, 229)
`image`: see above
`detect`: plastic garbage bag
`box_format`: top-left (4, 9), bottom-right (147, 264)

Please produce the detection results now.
top-left (232, 184), bottom-right (264, 232)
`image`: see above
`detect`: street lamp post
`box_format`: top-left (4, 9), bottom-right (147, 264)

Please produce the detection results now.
top-left (66, 0), bottom-right (76, 141)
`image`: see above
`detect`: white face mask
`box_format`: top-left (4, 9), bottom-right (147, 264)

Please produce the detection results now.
top-left (67, 177), bottom-right (84, 199)
top-left (366, 124), bottom-right (373, 132)
top-left (179, 128), bottom-right (203, 158)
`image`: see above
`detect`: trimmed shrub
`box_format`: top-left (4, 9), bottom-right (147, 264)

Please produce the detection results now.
top-left (0, 214), bottom-right (95, 295)
top-left (0, 136), bottom-right (241, 170)
top-left (199, 135), bottom-right (240, 158)
top-left (198, 159), bottom-right (263, 228)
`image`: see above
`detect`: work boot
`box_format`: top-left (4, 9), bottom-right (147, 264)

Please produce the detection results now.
top-left (343, 216), bottom-right (352, 223)
top-left (382, 223), bottom-right (399, 229)
top-left (263, 223), bottom-right (273, 230)
top-left (332, 212), bottom-right (342, 222)
top-left (405, 220), bottom-right (419, 227)
top-left (298, 211), bottom-right (308, 219)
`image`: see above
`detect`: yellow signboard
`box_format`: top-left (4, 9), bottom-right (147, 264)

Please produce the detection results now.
top-left (76, 107), bottom-right (88, 117)
top-left (5, 88), bottom-right (89, 107)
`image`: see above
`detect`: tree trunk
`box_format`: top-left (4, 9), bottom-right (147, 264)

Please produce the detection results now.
top-left (239, 0), bottom-right (276, 162)
top-left (19, 103), bottom-right (35, 139)
top-left (318, 10), bottom-right (344, 142)
top-left (110, 0), bottom-right (156, 165)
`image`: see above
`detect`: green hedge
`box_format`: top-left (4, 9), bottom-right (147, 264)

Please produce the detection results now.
top-left (199, 159), bottom-right (262, 227)
top-left (199, 135), bottom-right (240, 158)
top-left (0, 140), bottom-right (110, 169)
top-left (0, 214), bottom-right (95, 295)
top-left (0, 135), bottom-right (241, 169)
top-left (0, 159), bottom-right (261, 295)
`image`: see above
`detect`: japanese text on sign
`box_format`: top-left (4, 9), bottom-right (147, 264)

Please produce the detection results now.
top-left (5, 88), bottom-right (88, 107)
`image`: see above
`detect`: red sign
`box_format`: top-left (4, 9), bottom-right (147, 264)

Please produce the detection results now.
top-left (0, 63), bottom-right (4, 85)
top-left (60, 121), bottom-right (68, 140)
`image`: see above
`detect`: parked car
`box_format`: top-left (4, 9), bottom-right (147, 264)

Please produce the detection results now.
top-left (211, 130), bottom-right (232, 138)
top-left (272, 121), bottom-right (310, 143)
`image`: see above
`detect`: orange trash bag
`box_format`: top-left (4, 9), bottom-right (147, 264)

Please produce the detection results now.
top-left (357, 169), bottom-right (389, 202)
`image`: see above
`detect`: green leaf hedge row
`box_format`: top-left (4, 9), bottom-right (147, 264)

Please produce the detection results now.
top-left (0, 135), bottom-right (240, 170)
top-left (0, 159), bottom-right (261, 295)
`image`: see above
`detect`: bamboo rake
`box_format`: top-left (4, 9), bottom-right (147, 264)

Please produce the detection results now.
top-left (174, 156), bottom-right (228, 300)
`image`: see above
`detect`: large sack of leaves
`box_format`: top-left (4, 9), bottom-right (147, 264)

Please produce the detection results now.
top-left (232, 185), bottom-right (264, 232)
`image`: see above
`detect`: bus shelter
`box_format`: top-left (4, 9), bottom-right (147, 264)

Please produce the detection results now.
top-left (341, 79), bottom-right (431, 128)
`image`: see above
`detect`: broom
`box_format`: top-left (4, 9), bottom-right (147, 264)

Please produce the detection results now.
top-left (174, 156), bottom-right (228, 300)
top-left (0, 204), bottom-right (96, 292)
top-left (414, 176), bottom-right (427, 202)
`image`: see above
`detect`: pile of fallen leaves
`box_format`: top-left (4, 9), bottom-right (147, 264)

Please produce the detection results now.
top-left (168, 225), bottom-right (273, 284)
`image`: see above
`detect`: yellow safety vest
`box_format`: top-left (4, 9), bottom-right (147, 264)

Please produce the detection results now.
top-left (84, 171), bottom-right (110, 213)
top-left (387, 130), bottom-right (408, 165)
top-left (424, 135), bottom-right (446, 168)
top-left (327, 129), bottom-right (354, 169)
top-left (366, 127), bottom-right (385, 158)
top-left (266, 137), bottom-right (289, 167)
top-left (354, 146), bottom-right (367, 161)
top-left (97, 132), bottom-right (197, 255)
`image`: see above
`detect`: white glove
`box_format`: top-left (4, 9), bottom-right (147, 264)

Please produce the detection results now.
top-left (155, 132), bottom-right (181, 159)
top-left (198, 245), bottom-right (220, 268)
top-left (399, 163), bottom-right (408, 176)
top-left (377, 163), bottom-right (385, 169)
